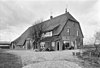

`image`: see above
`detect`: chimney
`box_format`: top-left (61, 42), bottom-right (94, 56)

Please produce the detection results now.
top-left (65, 8), bottom-right (67, 13)
top-left (50, 16), bottom-right (53, 19)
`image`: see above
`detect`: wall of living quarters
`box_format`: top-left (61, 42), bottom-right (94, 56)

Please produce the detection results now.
top-left (60, 20), bottom-right (83, 49)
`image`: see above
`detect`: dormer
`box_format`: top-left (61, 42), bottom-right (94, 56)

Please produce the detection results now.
top-left (42, 31), bottom-right (52, 38)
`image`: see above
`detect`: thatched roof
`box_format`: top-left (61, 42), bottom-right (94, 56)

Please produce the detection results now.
top-left (12, 12), bottom-right (83, 46)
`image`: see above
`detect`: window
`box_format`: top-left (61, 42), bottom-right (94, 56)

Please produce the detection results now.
top-left (40, 42), bottom-right (45, 49)
top-left (46, 31), bottom-right (52, 36)
top-left (42, 31), bottom-right (52, 37)
top-left (77, 30), bottom-right (79, 36)
top-left (52, 42), bottom-right (55, 47)
top-left (67, 28), bottom-right (70, 35)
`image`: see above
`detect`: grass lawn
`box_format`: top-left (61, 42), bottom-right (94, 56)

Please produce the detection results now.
top-left (77, 48), bottom-right (100, 68)
top-left (0, 49), bottom-right (22, 68)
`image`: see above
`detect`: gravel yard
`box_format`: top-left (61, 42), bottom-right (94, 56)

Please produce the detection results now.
top-left (6, 50), bottom-right (82, 68)
top-left (24, 61), bottom-right (81, 68)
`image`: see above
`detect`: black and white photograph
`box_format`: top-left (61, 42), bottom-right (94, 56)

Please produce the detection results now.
top-left (0, 0), bottom-right (100, 68)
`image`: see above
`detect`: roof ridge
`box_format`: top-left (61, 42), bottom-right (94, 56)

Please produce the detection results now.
top-left (43, 13), bottom-right (67, 23)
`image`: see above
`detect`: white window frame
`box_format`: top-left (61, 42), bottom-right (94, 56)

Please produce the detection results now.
top-left (67, 28), bottom-right (70, 35)
top-left (52, 42), bottom-right (55, 47)
top-left (42, 31), bottom-right (52, 37)
top-left (40, 42), bottom-right (45, 49)
top-left (77, 30), bottom-right (79, 36)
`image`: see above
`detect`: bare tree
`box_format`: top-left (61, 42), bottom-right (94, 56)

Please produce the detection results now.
top-left (32, 20), bottom-right (44, 49)
top-left (94, 31), bottom-right (100, 50)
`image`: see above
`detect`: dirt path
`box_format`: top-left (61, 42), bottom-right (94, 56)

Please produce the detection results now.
top-left (24, 61), bottom-right (82, 68)
top-left (6, 50), bottom-right (82, 68)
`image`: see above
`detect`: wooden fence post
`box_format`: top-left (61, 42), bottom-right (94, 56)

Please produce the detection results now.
top-left (89, 52), bottom-right (91, 58)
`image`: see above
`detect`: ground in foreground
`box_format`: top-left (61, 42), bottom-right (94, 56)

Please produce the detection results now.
top-left (0, 49), bottom-right (22, 68)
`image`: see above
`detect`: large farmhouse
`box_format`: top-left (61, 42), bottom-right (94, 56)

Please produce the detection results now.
top-left (11, 10), bottom-right (84, 51)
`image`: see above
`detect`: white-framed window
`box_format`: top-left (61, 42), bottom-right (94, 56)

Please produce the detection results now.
top-left (52, 42), bottom-right (55, 47)
top-left (77, 30), bottom-right (79, 36)
top-left (67, 28), bottom-right (70, 35)
top-left (40, 42), bottom-right (45, 49)
top-left (42, 31), bottom-right (52, 37)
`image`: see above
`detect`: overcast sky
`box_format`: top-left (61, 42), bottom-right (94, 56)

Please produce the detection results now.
top-left (0, 0), bottom-right (100, 44)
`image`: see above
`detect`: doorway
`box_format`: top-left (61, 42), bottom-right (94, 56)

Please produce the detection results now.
top-left (56, 41), bottom-right (60, 50)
